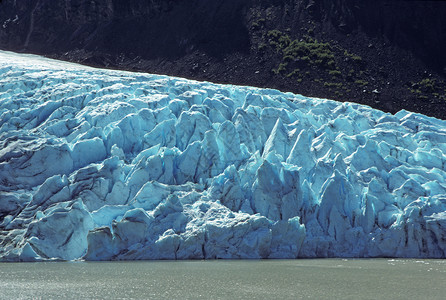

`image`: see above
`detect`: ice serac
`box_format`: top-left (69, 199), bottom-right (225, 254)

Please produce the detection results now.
top-left (1, 51), bottom-right (446, 261)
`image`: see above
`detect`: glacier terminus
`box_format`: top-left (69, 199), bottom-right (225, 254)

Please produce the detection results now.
top-left (0, 51), bottom-right (445, 261)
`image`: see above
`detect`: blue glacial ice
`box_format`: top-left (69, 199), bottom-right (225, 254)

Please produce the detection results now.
top-left (0, 51), bottom-right (445, 261)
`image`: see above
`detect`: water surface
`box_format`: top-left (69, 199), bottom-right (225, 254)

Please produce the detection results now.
top-left (0, 259), bottom-right (445, 299)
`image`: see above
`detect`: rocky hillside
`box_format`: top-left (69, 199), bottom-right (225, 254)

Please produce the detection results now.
top-left (1, 0), bottom-right (445, 118)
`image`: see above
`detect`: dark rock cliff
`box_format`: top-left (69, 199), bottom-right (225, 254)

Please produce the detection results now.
top-left (1, 0), bottom-right (446, 118)
top-left (0, 0), bottom-right (249, 57)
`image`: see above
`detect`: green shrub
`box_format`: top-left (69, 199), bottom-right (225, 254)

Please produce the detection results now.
top-left (273, 62), bottom-right (288, 74)
top-left (355, 79), bottom-right (368, 86)
top-left (419, 78), bottom-right (436, 92)
top-left (324, 82), bottom-right (343, 88)
top-left (268, 29), bottom-right (339, 75)
top-left (286, 68), bottom-right (300, 78)
top-left (344, 50), bottom-right (362, 62)
top-left (329, 70), bottom-right (342, 76)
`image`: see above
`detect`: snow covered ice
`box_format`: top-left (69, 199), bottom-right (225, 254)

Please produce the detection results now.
top-left (0, 51), bottom-right (445, 261)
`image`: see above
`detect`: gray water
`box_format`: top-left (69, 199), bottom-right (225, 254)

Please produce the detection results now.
top-left (0, 259), bottom-right (445, 299)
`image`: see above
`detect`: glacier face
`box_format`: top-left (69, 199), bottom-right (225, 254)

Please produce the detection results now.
top-left (0, 51), bottom-right (445, 261)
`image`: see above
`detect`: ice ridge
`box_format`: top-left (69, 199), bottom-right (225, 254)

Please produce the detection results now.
top-left (0, 51), bottom-right (445, 261)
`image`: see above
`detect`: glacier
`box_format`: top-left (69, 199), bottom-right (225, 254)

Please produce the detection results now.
top-left (0, 51), bottom-right (445, 261)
